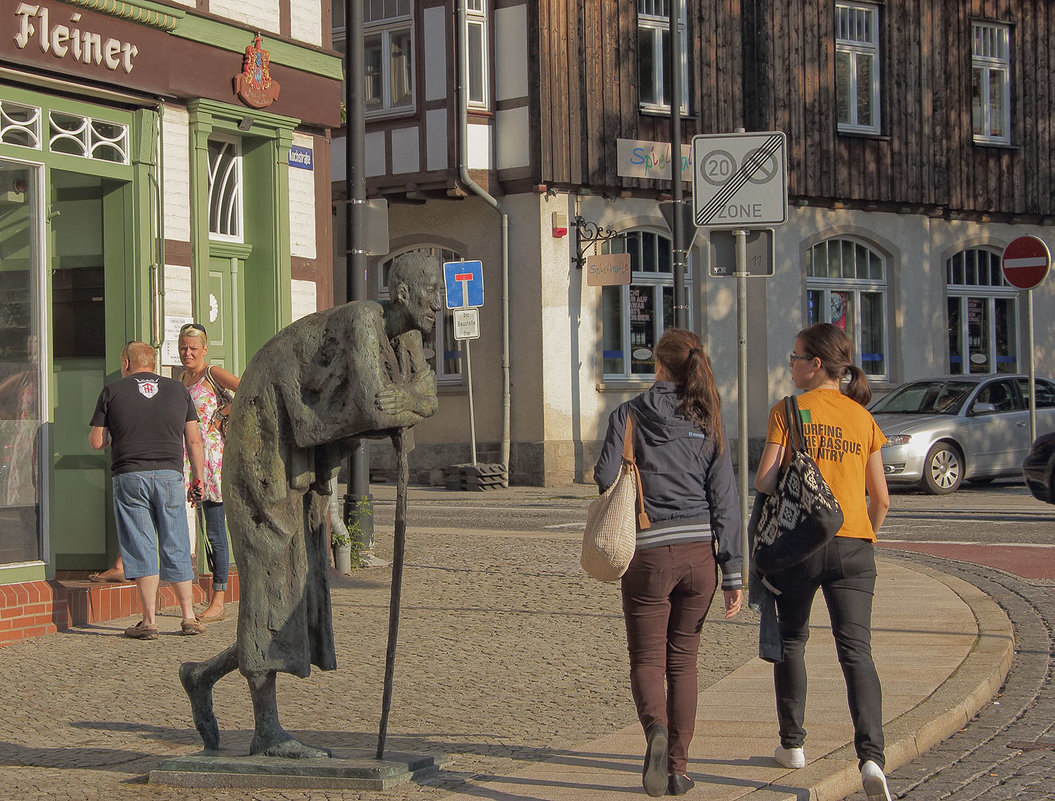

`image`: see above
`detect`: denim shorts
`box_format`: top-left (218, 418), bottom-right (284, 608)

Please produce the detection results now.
top-left (112, 469), bottom-right (193, 583)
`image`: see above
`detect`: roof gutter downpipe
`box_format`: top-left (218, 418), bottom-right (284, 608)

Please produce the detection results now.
top-left (456, 0), bottom-right (511, 474)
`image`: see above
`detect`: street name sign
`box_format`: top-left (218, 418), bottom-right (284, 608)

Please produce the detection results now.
top-left (691, 131), bottom-right (788, 228)
top-left (443, 260), bottom-right (484, 308)
top-left (1001, 236), bottom-right (1051, 290)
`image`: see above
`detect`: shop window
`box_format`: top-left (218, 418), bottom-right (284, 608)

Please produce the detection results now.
top-left (946, 247), bottom-right (1017, 374)
top-left (835, 2), bottom-right (881, 134)
top-left (971, 21), bottom-right (1011, 145)
top-left (0, 100), bottom-right (41, 149)
top-left (48, 111), bottom-right (128, 163)
top-left (805, 237), bottom-right (887, 379)
top-left (379, 247), bottom-right (462, 385)
top-left (364, 0), bottom-right (414, 116)
top-left (600, 230), bottom-right (689, 380)
top-left (207, 138), bottom-right (243, 242)
top-left (637, 0), bottom-right (689, 114)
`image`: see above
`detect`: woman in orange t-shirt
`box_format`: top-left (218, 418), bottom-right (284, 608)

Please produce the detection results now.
top-left (755, 323), bottom-right (892, 801)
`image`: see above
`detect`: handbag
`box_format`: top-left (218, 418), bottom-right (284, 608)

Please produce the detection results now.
top-left (752, 395), bottom-right (843, 575)
top-left (581, 410), bottom-right (652, 581)
top-left (204, 365), bottom-right (234, 439)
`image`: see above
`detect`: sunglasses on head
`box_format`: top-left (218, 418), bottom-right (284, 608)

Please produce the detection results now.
top-left (181, 323), bottom-right (207, 335)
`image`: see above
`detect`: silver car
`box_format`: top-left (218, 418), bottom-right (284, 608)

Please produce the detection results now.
top-left (870, 374), bottom-right (1055, 494)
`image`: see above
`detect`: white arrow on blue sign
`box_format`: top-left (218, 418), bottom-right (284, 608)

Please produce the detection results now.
top-left (443, 260), bottom-right (484, 309)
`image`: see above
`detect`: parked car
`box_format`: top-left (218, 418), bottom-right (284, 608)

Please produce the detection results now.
top-left (1022, 432), bottom-right (1055, 504)
top-left (869, 374), bottom-right (1055, 495)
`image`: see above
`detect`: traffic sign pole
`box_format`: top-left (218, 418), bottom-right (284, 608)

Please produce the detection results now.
top-left (1001, 236), bottom-right (1051, 444)
top-left (734, 228), bottom-right (750, 577)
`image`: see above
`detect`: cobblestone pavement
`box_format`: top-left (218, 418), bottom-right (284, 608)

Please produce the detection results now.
top-left (847, 552), bottom-right (1055, 801)
top-left (0, 527), bottom-right (759, 800)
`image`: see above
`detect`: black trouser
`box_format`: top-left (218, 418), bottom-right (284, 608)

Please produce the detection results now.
top-left (769, 536), bottom-right (885, 769)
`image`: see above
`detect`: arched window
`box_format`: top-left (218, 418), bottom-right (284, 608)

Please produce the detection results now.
top-left (600, 230), bottom-right (691, 379)
top-left (945, 248), bottom-right (1018, 374)
top-left (805, 237), bottom-right (887, 379)
top-left (379, 246), bottom-right (462, 384)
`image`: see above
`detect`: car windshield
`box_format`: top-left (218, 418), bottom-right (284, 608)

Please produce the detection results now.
top-left (870, 380), bottom-right (976, 415)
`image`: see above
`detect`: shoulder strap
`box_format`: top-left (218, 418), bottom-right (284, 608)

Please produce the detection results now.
top-left (783, 395), bottom-right (807, 456)
top-left (205, 366), bottom-right (230, 402)
top-left (621, 408), bottom-right (651, 530)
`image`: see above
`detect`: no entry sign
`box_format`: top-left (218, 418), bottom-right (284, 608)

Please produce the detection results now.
top-left (1001, 236), bottom-right (1051, 290)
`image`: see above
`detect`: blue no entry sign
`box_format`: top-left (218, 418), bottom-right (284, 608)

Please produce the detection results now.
top-left (443, 260), bottom-right (484, 309)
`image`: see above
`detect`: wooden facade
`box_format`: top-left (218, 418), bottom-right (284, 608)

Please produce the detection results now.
top-left (528, 0), bottom-right (1055, 219)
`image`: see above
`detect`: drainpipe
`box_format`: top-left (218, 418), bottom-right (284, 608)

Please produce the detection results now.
top-left (456, 0), bottom-right (511, 472)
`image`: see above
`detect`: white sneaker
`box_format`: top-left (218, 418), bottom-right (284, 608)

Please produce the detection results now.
top-left (774, 745), bottom-right (806, 769)
top-left (861, 760), bottom-right (892, 801)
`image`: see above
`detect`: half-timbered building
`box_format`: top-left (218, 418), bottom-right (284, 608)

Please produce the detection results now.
top-left (333, 0), bottom-right (1055, 486)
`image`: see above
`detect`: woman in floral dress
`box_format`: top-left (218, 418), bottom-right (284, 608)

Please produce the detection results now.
top-left (179, 323), bottom-right (240, 622)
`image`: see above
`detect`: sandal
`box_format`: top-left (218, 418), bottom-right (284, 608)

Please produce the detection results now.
top-left (123, 620), bottom-right (159, 640)
top-left (181, 618), bottom-right (206, 636)
top-left (89, 569), bottom-right (126, 583)
top-left (197, 609), bottom-right (226, 623)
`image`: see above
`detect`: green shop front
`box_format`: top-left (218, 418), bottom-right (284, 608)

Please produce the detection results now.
top-left (0, 0), bottom-right (340, 608)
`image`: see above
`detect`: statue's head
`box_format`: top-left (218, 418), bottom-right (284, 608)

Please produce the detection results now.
top-left (389, 251), bottom-right (442, 334)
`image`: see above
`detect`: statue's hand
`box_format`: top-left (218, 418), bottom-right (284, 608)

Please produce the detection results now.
top-left (375, 387), bottom-right (409, 415)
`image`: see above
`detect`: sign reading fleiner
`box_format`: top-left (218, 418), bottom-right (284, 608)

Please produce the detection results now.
top-left (586, 253), bottom-right (631, 286)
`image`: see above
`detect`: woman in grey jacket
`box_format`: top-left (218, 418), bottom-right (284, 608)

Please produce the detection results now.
top-left (594, 328), bottom-right (743, 797)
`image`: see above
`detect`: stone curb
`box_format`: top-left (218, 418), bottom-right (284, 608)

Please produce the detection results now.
top-left (774, 559), bottom-right (1015, 801)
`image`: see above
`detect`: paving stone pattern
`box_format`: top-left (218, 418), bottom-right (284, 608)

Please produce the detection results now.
top-left (0, 530), bottom-right (759, 800)
top-left (847, 552), bottom-right (1055, 801)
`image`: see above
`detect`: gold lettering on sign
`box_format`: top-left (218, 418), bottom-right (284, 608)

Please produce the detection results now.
top-left (12, 3), bottom-right (139, 73)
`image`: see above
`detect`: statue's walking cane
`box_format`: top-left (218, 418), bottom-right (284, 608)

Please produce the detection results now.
top-left (376, 426), bottom-right (409, 759)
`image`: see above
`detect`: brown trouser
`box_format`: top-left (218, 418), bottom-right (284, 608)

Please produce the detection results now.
top-left (621, 540), bottom-right (718, 774)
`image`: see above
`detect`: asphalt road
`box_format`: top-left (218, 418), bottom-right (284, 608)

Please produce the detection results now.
top-left (367, 478), bottom-right (1055, 547)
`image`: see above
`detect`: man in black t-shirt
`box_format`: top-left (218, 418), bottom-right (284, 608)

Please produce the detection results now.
top-left (89, 341), bottom-right (207, 640)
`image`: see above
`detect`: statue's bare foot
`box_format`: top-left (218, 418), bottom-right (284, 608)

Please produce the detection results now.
top-left (179, 661), bottom-right (220, 751)
top-left (252, 733), bottom-right (332, 759)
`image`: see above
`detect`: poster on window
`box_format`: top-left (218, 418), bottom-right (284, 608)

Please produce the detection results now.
top-left (830, 291), bottom-right (849, 330)
top-left (629, 286), bottom-right (656, 373)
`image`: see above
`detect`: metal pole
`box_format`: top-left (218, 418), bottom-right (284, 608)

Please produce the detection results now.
top-left (734, 229), bottom-right (750, 577)
top-left (669, 0), bottom-right (687, 329)
top-left (1027, 288), bottom-right (1037, 444)
top-left (465, 338), bottom-right (478, 465)
top-left (344, 0), bottom-right (374, 549)
top-left (377, 427), bottom-right (409, 759)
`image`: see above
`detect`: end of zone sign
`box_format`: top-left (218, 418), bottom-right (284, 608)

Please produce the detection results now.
top-left (691, 131), bottom-right (788, 228)
top-left (1001, 236), bottom-right (1051, 290)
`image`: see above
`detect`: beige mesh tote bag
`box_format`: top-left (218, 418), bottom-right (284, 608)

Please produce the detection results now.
top-left (581, 411), bottom-right (651, 581)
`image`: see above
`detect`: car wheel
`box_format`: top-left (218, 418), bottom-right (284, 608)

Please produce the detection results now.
top-left (922, 443), bottom-right (963, 495)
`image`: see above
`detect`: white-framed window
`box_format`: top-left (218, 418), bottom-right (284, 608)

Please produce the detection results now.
top-left (600, 230), bottom-right (691, 379)
top-left (466, 0), bottom-right (489, 109)
top-left (379, 246), bottom-right (462, 385)
top-left (637, 0), bottom-right (689, 114)
top-left (946, 247), bottom-right (1018, 374)
top-left (835, 2), bottom-right (880, 134)
top-left (364, 0), bottom-right (414, 116)
top-left (971, 21), bottom-right (1011, 145)
top-left (805, 237), bottom-right (887, 379)
top-left (207, 137), bottom-right (243, 242)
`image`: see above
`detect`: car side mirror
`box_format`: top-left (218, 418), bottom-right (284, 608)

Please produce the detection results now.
top-left (971, 402), bottom-right (998, 415)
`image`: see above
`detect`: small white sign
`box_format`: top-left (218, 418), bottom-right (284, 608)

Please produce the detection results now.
top-left (453, 308), bottom-right (480, 340)
top-left (161, 315), bottom-right (193, 366)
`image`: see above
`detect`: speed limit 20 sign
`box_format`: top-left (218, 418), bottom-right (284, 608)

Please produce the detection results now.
top-left (691, 132), bottom-right (788, 229)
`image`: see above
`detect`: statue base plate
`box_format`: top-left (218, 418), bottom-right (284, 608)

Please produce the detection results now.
top-left (149, 749), bottom-right (446, 790)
